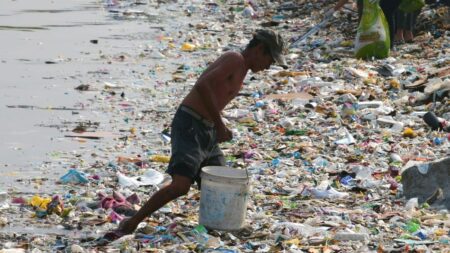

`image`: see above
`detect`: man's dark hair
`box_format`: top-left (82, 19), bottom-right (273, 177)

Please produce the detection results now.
top-left (246, 38), bottom-right (271, 56)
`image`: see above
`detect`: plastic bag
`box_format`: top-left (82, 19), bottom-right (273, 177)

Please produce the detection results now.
top-left (355, 0), bottom-right (390, 59)
top-left (59, 169), bottom-right (89, 184)
top-left (117, 169), bottom-right (164, 188)
top-left (399, 0), bottom-right (425, 13)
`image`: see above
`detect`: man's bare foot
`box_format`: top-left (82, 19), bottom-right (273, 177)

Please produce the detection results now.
top-left (404, 30), bottom-right (414, 43)
top-left (96, 218), bottom-right (138, 245)
top-left (117, 217), bottom-right (138, 235)
top-left (394, 30), bottom-right (404, 45)
top-left (103, 230), bottom-right (129, 241)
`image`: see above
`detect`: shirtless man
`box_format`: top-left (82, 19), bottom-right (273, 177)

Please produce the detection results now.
top-left (102, 29), bottom-right (286, 241)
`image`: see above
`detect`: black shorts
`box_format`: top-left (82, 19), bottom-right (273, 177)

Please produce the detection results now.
top-left (166, 106), bottom-right (225, 186)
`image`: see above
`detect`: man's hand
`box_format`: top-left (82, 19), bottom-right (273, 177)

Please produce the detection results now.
top-left (216, 123), bottom-right (232, 143)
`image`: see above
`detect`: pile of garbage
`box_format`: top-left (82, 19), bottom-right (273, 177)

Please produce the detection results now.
top-left (1, 0), bottom-right (449, 252)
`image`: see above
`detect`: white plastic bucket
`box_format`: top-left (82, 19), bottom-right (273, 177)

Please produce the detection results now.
top-left (199, 166), bottom-right (250, 231)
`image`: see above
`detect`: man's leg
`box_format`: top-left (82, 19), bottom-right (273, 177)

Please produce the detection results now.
top-left (357, 0), bottom-right (363, 23)
top-left (395, 10), bottom-right (406, 43)
top-left (115, 174), bottom-right (192, 235)
top-left (380, 0), bottom-right (401, 48)
top-left (404, 10), bottom-right (420, 42)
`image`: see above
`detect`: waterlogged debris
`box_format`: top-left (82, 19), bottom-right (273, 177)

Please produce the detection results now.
top-left (0, 192), bottom-right (9, 210)
top-left (74, 84), bottom-right (90, 91)
top-left (64, 131), bottom-right (119, 139)
top-left (6, 105), bottom-right (83, 111)
top-left (0, 25), bottom-right (48, 31)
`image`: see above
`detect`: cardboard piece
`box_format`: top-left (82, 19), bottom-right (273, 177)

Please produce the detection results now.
top-left (265, 92), bottom-right (313, 101)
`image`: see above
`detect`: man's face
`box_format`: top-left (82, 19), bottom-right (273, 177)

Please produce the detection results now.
top-left (251, 44), bottom-right (274, 72)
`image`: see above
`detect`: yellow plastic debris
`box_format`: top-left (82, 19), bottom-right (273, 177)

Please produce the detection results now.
top-left (161, 36), bottom-right (173, 42)
top-left (434, 228), bottom-right (446, 236)
top-left (390, 79), bottom-right (400, 89)
top-left (150, 155), bottom-right (170, 163)
top-left (30, 195), bottom-right (51, 209)
top-left (403, 127), bottom-right (417, 138)
top-left (284, 238), bottom-right (301, 246)
top-left (181, 43), bottom-right (196, 52)
top-left (363, 77), bottom-right (377, 85)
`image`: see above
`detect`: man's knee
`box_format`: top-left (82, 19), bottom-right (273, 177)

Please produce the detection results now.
top-left (167, 175), bottom-right (191, 198)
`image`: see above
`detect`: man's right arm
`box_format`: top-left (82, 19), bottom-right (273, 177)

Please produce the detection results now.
top-left (194, 54), bottom-right (242, 142)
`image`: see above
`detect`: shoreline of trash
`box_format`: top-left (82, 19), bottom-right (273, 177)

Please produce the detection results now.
top-left (1, 0), bottom-right (449, 252)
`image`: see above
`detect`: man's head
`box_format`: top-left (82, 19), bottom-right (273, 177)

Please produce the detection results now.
top-left (245, 29), bottom-right (286, 72)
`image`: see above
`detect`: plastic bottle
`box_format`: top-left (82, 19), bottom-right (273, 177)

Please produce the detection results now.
top-left (271, 158), bottom-right (280, 167)
top-left (333, 232), bottom-right (369, 241)
top-left (255, 101), bottom-right (265, 108)
top-left (357, 101), bottom-right (383, 109)
top-left (405, 219), bottom-right (420, 233)
top-left (253, 109), bottom-right (264, 122)
top-left (312, 157), bottom-right (328, 168)
top-left (242, 5), bottom-right (255, 18)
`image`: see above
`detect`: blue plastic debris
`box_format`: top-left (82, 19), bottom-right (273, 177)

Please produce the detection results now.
top-left (59, 169), bottom-right (89, 184)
